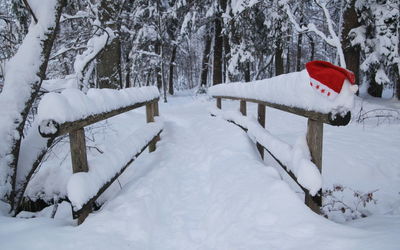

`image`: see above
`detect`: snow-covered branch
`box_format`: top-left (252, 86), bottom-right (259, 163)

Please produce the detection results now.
top-left (0, 0), bottom-right (66, 211)
top-left (284, 1), bottom-right (346, 67)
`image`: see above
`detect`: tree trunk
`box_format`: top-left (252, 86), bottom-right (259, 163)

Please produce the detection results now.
top-left (296, 33), bottom-right (303, 71)
top-left (155, 41), bottom-right (162, 90)
top-left (213, 0), bottom-right (226, 85)
top-left (97, 0), bottom-right (122, 89)
top-left (286, 33), bottom-right (291, 73)
top-left (396, 66), bottom-right (400, 99)
top-left (146, 69), bottom-right (152, 86)
top-left (168, 45), bottom-right (177, 95)
top-left (125, 56), bottom-right (131, 88)
top-left (244, 61), bottom-right (251, 82)
top-left (367, 71), bottom-right (383, 97)
top-left (200, 32), bottom-right (212, 87)
top-left (341, 0), bottom-right (360, 85)
top-left (275, 38), bottom-right (284, 76)
top-left (161, 44), bottom-right (167, 103)
top-left (97, 39), bottom-right (122, 89)
top-left (213, 20), bottom-right (223, 85)
top-left (221, 0), bottom-right (230, 82)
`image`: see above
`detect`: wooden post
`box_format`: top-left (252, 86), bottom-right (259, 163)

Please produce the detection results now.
top-left (153, 101), bottom-right (161, 144)
top-left (305, 118), bottom-right (323, 213)
top-left (257, 104), bottom-right (266, 159)
top-left (69, 128), bottom-right (90, 224)
top-left (240, 100), bottom-right (247, 116)
top-left (153, 101), bottom-right (159, 117)
top-left (146, 103), bottom-right (156, 152)
top-left (216, 97), bottom-right (221, 109)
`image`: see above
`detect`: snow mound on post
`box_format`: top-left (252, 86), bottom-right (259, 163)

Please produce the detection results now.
top-left (67, 122), bottom-right (163, 210)
top-left (211, 108), bottom-right (322, 195)
top-left (208, 70), bottom-right (355, 114)
top-left (37, 86), bottom-right (159, 125)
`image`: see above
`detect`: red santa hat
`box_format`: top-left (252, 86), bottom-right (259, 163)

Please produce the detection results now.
top-left (305, 60), bottom-right (356, 99)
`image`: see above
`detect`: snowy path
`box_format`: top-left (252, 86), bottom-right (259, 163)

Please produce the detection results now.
top-left (0, 95), bottom-right (399, 250)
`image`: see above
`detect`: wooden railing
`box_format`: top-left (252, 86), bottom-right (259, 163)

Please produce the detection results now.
top-left (39, 97), bottom-right (161, 224)
top-left (212, 95), bottom-right (351, 214)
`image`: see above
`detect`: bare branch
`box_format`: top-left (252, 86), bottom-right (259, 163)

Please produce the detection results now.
top-left (22, 0), bottom-right (38, 24)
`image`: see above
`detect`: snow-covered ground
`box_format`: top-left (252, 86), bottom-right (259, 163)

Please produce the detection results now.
top-left (0, 92), bottom-right (399, 250)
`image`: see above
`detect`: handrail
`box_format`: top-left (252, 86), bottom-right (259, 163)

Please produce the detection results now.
top-left (212, 95), bottom-right (351, 126)
top-left (39, 98), bottom-right (159, 137)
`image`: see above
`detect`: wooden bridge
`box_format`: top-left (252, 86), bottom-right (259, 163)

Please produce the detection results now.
top-left (35, 81), bottom-right (351, 225)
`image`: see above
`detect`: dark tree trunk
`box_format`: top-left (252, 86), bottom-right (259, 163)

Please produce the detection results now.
top-left (155, 41), bottom-right (162, 90)
top-left (200, 32), bottom-right (212, 87)
top-left (395, 66), bottom-right (400, 99)
top-left (244, 61), bottom-right (251, 82)
top-left (125, 55), bottom-right (131, 88)
top-left (97, 39), bottom-right (122, 89)
top-left (367, 72), bottom-right (383, 97)
top-left (213, 0), bottom-right (227, 85)
top-left (146, 69), bottom-right (152, 86)
top-left (341, 0), bottom-right (360, 84)
top-left (296, 33), bottom-right (303, 71)
top-left (213, 16), bottom-right (223, 85)
top-left (397, 34), bottom-right (400, 99)
top-left (275, 39), bottom-right (284, 76)
top-left (168, 45), bottom-right (177, 95)
top-left (97, 0), bottom-right (122, 89)
top-left (286, 32), bottom-right (291, 73)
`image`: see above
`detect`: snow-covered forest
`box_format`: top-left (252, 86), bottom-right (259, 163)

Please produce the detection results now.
top-left (0, 0), bottom-right (399, 249)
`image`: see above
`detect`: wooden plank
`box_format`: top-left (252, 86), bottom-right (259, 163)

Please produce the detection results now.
top-left (68, 128), bottom-right (90, 224)
top-left (216, 97), bottom-right (222, 109)
top-left (212, 95), bottom-right (351, 126)
top-left (305, 118), bottom-right (323, 213)
top-left (239, 100), bottom-right (247, 116)
top-left (39, 98), bottom-right (159, 137)
top-left (146, 103), bottom-right (156, 152)
top-left (72, 130), bottom-right (162, 221)
top-left (257, 104), bottom-right (266, 159)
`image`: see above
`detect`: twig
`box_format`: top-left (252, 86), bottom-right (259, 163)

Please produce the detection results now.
top-left (22, 0), bottom-right (38, 24)
top-left (50, 195), bottom-right (59, 218)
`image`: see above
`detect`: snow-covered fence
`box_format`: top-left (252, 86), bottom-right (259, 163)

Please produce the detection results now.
top-left (37, 86), bottom-right (162, 224)
top-left (209, 70), bottom-right (354, 214)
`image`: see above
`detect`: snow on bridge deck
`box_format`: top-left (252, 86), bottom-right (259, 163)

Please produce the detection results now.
top-left (0, 94), bottom-right (399, 250)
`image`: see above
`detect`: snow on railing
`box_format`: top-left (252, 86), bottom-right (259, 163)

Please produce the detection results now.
top-left (208, 70), bottom-right (355, 125)
top-left (38, 86), bottom-right (160, 137)
top-left (37, 86), bottom-right (162, 224)
top-left (209, 71), bottom-right (354, 214)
